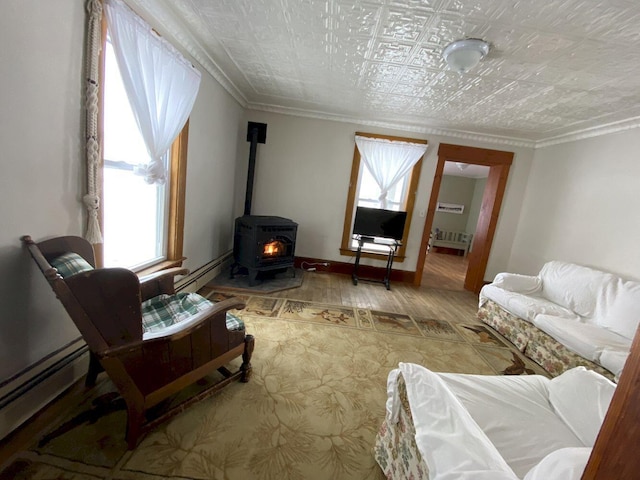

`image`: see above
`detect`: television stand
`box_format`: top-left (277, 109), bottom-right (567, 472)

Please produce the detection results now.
top-left (351, 235), bottom-right (400, 290)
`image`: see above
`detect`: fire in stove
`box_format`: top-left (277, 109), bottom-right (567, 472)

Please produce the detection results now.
top-left (263, 240), bottom-right (284, 257)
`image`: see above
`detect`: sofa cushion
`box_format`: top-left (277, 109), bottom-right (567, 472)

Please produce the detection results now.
top-left (480, 284), bottom-right (577, 323)
top-left (523, 447), bottom-right (592, 480)
top-left (533, 314), bottom-right (631, 365)
top-left (547, 367), bottom-right (616, 446)
top-left (596, 278), bottom-right (640, 340)
top-left (491, 272), bottom-right (542, 294)
top-left (599, 348), bottom-right (630, 380)
top-left (539, 261), bottom-right (616, 319)
top-left (439, 371), bottom-right (583, 478)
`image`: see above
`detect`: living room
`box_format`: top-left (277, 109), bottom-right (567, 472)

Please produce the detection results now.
top-left (2, 0), bottom-right (640, 478)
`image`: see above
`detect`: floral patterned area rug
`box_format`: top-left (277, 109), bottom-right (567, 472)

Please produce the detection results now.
top-left (1, 294), bottom-right (545, 480)
top-left (207, 292), bottom-right (547, 378)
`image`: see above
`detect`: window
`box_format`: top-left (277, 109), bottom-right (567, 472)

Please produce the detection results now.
top-left (100, 37), bottom-right (188, 271)
top-left (103, 39), bottom-right (167, 269)
top-left (356, 163), bottom-right (409, 211)
top-left (340, 132), bottom-right (426, 261)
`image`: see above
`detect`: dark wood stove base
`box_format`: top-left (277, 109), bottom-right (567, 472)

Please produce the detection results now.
top-left (230, 263), bottom-right (296, 286)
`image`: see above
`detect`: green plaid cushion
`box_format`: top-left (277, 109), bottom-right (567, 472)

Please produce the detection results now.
top-left (226, 312), bottom-right (244, 331)
top-left (50, 252), bottom-right (94, 278)
top-left (141, 292), bottom-right (244, 333)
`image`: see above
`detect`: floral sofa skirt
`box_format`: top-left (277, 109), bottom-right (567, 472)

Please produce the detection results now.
top-left (374, 374), bottom-right (429, 479)
top-left (478, 299), bottom-right (614, 380)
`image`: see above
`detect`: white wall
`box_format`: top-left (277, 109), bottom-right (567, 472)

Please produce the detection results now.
top-left (508, 129), bottom-right (640, 281)
top-left (181, 73), bottom-right (245, 270)
top-left (433, 175), bottom-right (476, 232)
top-left (0, 0), bottom-right (245, 383)
top-left (466, 177), bottom-right (487, 234)
top-left (244, 110), bottom-right (535, 278)
top-left (0, 0), bottom-right (86, 381)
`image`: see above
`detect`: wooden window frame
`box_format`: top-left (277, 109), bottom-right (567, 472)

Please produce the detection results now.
top-left (339, 132), bottom-right (426, 262)
top-left (96, 12), bottom-right (187, 274)
top-left (137, 123), bottom-right (189, 275)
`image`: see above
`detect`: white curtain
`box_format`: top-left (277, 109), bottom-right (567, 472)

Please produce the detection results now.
top-left (355, 135), bottom-right (428, 209)
top-left (104, 0), bottom-right (201, 184)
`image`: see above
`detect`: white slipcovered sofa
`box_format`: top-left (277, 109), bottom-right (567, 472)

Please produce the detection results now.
top-left (478, 261), bottom-right (640, 379)
top-left (375, 363), bottom-right (616, 479)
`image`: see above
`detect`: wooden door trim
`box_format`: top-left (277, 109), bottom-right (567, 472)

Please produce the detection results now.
top-left (464, 163), bottom-right (510, 292)
top-left (414, 143), bottom-right (513, 294)
top-left (581, 324), bottom-right (640, 479)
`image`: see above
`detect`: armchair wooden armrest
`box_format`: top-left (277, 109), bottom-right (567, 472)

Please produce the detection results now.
top-left (97, 298), bottom-right (247, 358)
top-left (139, 267), bottom-right (189, 301)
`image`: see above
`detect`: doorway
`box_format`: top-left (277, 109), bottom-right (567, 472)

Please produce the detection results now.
top-left (421, 161), bottom-right (489, 291)
top-left (415, 143), bottom-right (514, 294)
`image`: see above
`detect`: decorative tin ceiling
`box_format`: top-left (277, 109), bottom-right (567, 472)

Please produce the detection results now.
top-left (128, 0), bottom-right (640, 146)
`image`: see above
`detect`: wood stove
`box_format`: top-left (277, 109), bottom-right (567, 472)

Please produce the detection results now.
top-left (231, 122), bottom-right (298, 285)
top-left (232, 215), bottom-right (298, 285)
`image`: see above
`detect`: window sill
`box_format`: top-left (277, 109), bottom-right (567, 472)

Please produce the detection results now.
top-left (135, 258), bottom-right (186, 277)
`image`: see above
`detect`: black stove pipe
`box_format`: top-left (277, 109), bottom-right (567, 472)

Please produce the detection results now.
top-left (244, 122), bottom-right (267, 216)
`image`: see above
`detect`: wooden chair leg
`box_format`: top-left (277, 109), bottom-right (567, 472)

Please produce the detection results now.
top-left (240, 334), bottom-right (255, 382)
top-left (125, 402), bottom-right (145, 450)
top-left (85, 352), bottom-right (103, 387)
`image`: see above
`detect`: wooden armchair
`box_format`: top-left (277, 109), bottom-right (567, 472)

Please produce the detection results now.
top-left (21, 235), bottom-right (254, 449)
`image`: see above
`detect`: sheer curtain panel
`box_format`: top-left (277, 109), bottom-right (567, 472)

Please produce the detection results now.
top-left (104, 0), bottom-right (201, 184)
top-left (355, 136), bottom-right (428, 209)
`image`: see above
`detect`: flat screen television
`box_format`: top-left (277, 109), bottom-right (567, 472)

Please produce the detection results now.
top-left (353, 207), bottom-right (407, 240)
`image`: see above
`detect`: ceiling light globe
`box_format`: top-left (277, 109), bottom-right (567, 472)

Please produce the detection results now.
top-left (442, 39), bottom-right (490, 74)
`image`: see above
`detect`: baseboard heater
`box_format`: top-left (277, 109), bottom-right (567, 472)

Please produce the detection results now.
top-left (0, 338), bottom-right (89, 441)
top-left (175, 251), bottom-right (233, 293)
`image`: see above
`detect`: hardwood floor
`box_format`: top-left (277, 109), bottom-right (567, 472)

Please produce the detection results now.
top-left (0, 377), bottom-right (98, 466)
top-left (254, 267), bottom-right (479, 325)
top-left (421, 250), bottom-right (469, 292)
top-left (0, 271), bottom-right (480, 468)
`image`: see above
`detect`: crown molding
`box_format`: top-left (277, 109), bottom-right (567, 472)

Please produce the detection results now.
top-left (249, 103), bottom-right (640, 150)
top-left (124, 0), bottom-right (247, 108)
top-left (248, 103), bottom-right (538, 149)
top-left (535, 116), bottom-right (640, 148)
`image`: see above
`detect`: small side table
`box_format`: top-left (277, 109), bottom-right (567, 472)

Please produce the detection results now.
top-left (351, 235), bottom-right (400, 290)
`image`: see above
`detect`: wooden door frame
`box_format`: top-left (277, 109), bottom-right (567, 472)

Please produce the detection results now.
top-left (414, 143), bottom-right (513, 293)
top-left (582, 323), bottom-right (640, 479)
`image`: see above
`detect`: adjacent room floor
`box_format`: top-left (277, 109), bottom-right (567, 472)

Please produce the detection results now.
top-left (421, 250), bottom-right (470, 292)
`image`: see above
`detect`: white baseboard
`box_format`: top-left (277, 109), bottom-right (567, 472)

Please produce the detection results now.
top-left (176, 251), bottom-right (233, 293)
top-left (0, 339), bottom-right (89, 441)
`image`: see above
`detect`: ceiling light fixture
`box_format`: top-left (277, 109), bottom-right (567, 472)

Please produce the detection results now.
top-left (456, 162), bottom-right (470, 171)
top-left (442, 38), bottom-right (490, 74)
